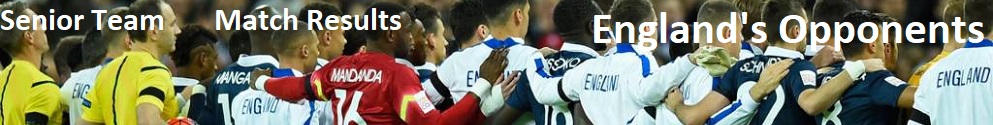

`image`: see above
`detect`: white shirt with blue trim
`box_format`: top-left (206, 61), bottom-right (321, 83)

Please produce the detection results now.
top-left (436, 36), bottom-right (539, 102)
top-left (912, 39), bottom-right (993, 125)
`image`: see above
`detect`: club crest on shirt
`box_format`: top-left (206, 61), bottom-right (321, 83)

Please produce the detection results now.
top-left (800, 70), bottom-right (817, 86)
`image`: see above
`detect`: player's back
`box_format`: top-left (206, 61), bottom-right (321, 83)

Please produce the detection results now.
top-left (81, 52), bottom-right (178, 125)
top-left (915, 40), bottom-right (993, 124)
top-left (716, 47), bottom-right (818, 125)
top-left (199, 55), bottom-right (279, 125)
top-left (312, 52), bottom-right (429, 124)
top-left (1, 60), bottom-right (61, 125)
top-left (816, 69), bottom-right (907, 125)
top-left (61, 66), bottom-right (102, 125)
top-left (557, 44), bottom-right (659, 124)
top-left (437, 37), bottom-right (537, 102)
top-left (507, 42), bottom-right (599, 125)
top-left (231, 89), bottom-right (312, 125)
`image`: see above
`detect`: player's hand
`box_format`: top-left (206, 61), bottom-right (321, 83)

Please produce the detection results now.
top-left (481, 49), bottom-right (509, 84)
top-left (862, 59), bottom-right (886, 72)
top-left (811, 46), bottom-right (844, 68)
top-left (752, 59), bottom-right (793, 101)
top-left (538, 47), bottom-right (559, 56)
top-left (249, 68), bottom-right (273, 90)
top-left (664, 89), bottom-right (684, 110)
top-left (494, 71), bottom-right (520, 100)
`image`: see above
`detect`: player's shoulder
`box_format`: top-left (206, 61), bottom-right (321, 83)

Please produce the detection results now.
top-left (789, 58), bottom-right (817, 70)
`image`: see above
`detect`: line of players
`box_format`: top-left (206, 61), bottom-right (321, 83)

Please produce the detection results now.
top-left (2, 0), bottom-right (992, 124)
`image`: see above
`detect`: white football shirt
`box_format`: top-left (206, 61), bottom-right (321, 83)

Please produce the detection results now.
top-left (60, 66), bottom-right (102, 125)
top-left (912, 40), bottom-right (993, 125)
top-left (437, 36), bottom-right (538, 102)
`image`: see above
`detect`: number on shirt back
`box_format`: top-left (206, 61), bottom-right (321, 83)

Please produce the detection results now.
top-left (821, 102), bottom-right (843, 125)
top-left (218, 94), bottom-right (233, 125)
top-left (335, 89), bottom-right (366, 125)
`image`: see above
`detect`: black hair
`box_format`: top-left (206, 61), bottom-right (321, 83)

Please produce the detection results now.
top-left (127, 0), bottom-right (164, 42)
top-left (54, 36), bottom-right (85, 73)
top-left (81, 28), bottom-right (106, 68)
top-left (812, 0), bottom-right (858, 37)
top-left (362, 2), bottom-right (407, 41)
top-left (172, 25), bottom-right (218, 67)
top-left (0, 1), bottom-right (30, 54)
top-left (840, 10), bottom-right (894, 58)
top-left (299, 2), bottom-right (343, 31)
top-left (449, 0), bottom-right (489, 48)
top-left (482, 0), bottom-right (530, 24)
top-left (735, 0), bottom-right (766, 38)
top-left (554, 0), bottom-right (603, 36)
top-left (412, 3), bottom-right (441, 34)
top-left (763, 0), bottom-right (807, 44)
top-left (698, 0), bottom-right (741, 28)
top-left (610, 0), bottom-right (654, 42)
top-left (965, 0), bottom-right (993, 35)
top-left (227, 30), bottom-right (251, 60)
top-left (343, 30), bottom-right (366, 55)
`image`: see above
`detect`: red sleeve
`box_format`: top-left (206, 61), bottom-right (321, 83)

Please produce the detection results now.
top-left (264, 74), bottom-right (329, 101)
top-left (392, 71), bottom-right (486, 125)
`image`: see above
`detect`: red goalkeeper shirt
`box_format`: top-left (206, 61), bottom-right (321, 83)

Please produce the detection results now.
top-left (260, 52), bottom-right (485, 125)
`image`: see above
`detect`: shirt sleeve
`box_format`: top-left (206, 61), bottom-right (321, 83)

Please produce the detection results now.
top-left (708, 81), bottom-right (762, 125)
top-left (527, 53), bottom-right (572, 106)
top-left (136, 70), bottom-right (179, 118)
top-left (871, 75), bottom-right (909, 107)
top-left (263, 74), bottom-right (326, 101)
top-left (392, 70), bottom-right (486, 125)
top-left (788, 61), bottom-right (819, 100)
top-left (635, 56), bottom-right (694, 107)
top-left (80, 86), bottom-right (103, 123)
top-left (26, 82), bottom-right (62, 124)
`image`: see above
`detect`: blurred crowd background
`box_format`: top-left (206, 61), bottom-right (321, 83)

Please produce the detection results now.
top-left (1, 0), bottom-right (952, 82)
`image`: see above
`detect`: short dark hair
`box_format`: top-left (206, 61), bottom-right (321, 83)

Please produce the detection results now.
top-left (343, 30), bottom-right (366, 55)
top-left (172, 25), bottom-right (218, 67)
top-left (483, 0), bottom-right (530, 24)
top-left (55, 35), bottom-right (85, 73)
top-left (127, 0), bottom-right (164, 42)
top-left (554, 0), bottom-right (603, 35)
top-left (101, 7), bottom-right (130, 52)
top-left (0, 1), bottom-right (31, 54)
top-left (299, 2), bottom-right (342, 31)
top-left (763, 0), bottom-right (807, 44)
top-left (840, 10), bottom-right (894, 58)
top-left (249, 5), bottom-right (280, 55)
top-left (82, 28), bottom-right (106, 68)
top-left (698, 0), bottom-right (740, 26)
top-left (942, 0), bottom-right (965, 23)
top-left (965, 0), bottom-right (993, 35)
top-left (610, 0), bottom-right (654, 43)
top-left (412, 3), bottom-right (441, 34)
top-left (735, 0), bottom-right (766, 38)
top-left (449, 0), bottom-right (489, 46)
top-left (362, 2), bottom-right (407, 41)
top-left (227, 30), bottom-right (251, 60)
top-left (272, 21), bottom-right (317, 55)
top-left (812, 0), bottom-right (858, 37)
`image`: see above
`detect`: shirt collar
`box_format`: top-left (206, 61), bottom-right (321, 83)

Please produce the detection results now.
top-left (764, 46), bottom-right (805, 59)
top-left (561, 42), bottom-right (602, 57)
top-left (236, 54), bottom-right (280, 67)
top-left (416, 62), bottom-right (438, 71)
top-left (171, 77), bottom-right (200, 87)
top-left (482, 35), bottom-right (524, 49)
top-left (395, 58), bottom-right (416, 69)
top-left (964, 39), bottom-right (993, 48)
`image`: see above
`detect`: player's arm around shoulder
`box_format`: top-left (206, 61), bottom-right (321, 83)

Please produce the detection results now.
top-left (26, 80), bottom-right (64, 125)
top-left (798, 60), bottom-right (861, 115)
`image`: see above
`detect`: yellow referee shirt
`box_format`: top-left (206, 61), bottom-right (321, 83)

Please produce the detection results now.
top-left (80, 52), bottom-right (178, 125)
top-left (0, 60), bottom-right (63, 125)
top-left (909, 51), bottom-right (950, 86)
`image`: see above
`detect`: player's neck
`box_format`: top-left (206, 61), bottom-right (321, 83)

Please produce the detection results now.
top-left (132, 41), bottom-right (162, 59)
top-left (426, 53), bottom-right (442, 65)
top-left (176, 67), bottom-right (204, 80)
top-left (490, 26), bottom-right (519, 40)
top-left (563, 33), bottom-right (594, 48)
top-left (277, 56), bottom-right (308, 73)
top-left (365, 42), bottom-right (394, 57)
